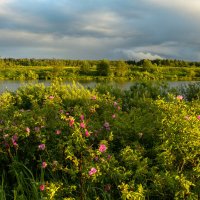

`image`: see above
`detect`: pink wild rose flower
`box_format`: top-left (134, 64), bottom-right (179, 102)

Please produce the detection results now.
top-left (42, 161), bottom-right (47, 168)
top-left (99, 144), bottom-right (107, 153)
top-left (39, 184), bottom-right (45, 191)
top-left (176, 95), bottom-right (183, 100)
top-left (85, 130), bottom-right (90, 137)
top-left (26, 127), bottom-right (30, 133)
top-left (49, 96), bottom-right (54, 100)
top-left (80, 122), bottom-right (85, 129)
top-left (12, 135), bottom-right (18, 147)
top-left (80, 114), bottom-right (84, 121)
top-left (91, 95), bottom-right (97, 100)
top-left (89, 167), bottom-right (97, 176)
top-left (38, 144), bottom-right (45, 150)
top-left (114, 101), bottom-right (118, 107)
top-left (55, 130), bottom-right (61, 135)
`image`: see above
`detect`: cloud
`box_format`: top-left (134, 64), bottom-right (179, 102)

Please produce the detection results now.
top-left (145, 0), bottom-right (200, 19)
top-left (0, 0), bottom-right (199, 60)
top-left (0, 28), bottom-right (126, 59)
top-left (115, 49), bottom-right (164, 61)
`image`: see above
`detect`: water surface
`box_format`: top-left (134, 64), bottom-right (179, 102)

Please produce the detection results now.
top-left (0, 80), bottom-right (199, 93)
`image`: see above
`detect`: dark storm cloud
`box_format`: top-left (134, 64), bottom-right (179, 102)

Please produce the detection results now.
top-left (0, 0), bottom-right (200, 60)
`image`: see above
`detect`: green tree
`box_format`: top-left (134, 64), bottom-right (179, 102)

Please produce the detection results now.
top-left (96, 59), bottom-right (111, 76)
top-left (0, 58), bottom-right (5, 69)
top-left (114, 60), bottom-right (129, 77)
top-left (79, 60), bottom-right (90, 75)
top-left (143, 59), bottom-right (154, 69)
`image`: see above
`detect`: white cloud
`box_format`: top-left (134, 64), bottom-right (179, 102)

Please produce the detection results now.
top-left (78, 10), bottom-right (139, 38)
top-left (81, 11), bottom-right (125, 37)
top-left (115, 41), bottom-right (182, 60)
top-left (116, 49), bottom-right (163, 61)
top-left (135, 42), bottom-right (180, 56)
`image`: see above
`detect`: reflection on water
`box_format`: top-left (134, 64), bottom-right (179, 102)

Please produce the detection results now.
top-left (0, 80), bottom-right (199, 93)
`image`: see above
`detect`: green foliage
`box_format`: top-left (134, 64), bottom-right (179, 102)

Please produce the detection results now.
top-left (79, 61), bottom-right (91, 75)
top-left (0, 81), bottom-right (200, 199)
top-left (1, 58), bottom-right (200, 80)
top-left (96, 60), bottom-right (111, 76)
top-left (142, 59), bottom-right (155, 69)
top-left (114, 60), bottom-right (129, 77)
top-left (178, 82), bottom-right (200, 101)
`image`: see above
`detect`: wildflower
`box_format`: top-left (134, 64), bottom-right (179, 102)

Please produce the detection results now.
top-left (12, 134), bottom-right (18, 141)
top-left (12, 135), bottom-right (18, 147)
top-left (69, 117), bottom-right (75, 127)
top-left (177, 95), bottom-right (183, 100)
top-left (104, 122), bottom-right (110, 130)
top-left (38, 144), bottom-right (45, 150)
top-left (85, 130), bottom-right (90, 137)
top-left (114, 101), bottom-right (118, 107)
top-left (91, 96), bottom-right (97, 100)
top-left (80, 122), bottom-right (85, 129)
top-left (99, 144), bottom-right (107, 153)
top-left (39, 184), bottom-right (45, 191)
top-left (42, 161), bottom-right (47, 168)
top-left (117, 106), bottom-right (121, 110)
top-left (80, 114), bottom-right (84, 121)
top-left (197, 115), bottom-right (200, 120)
top-left (112, 114), bottom-right (116, 119)
top-left (12, 141), bottom-right (18, 147)
top-left (26, 127), bottom-right (30, 133)
top-left (55, 130), bottom-right (61, 135)
top-left (89, 167), bottom-right (97, 176)
top-left (49, 96), bottom-right (54, 100)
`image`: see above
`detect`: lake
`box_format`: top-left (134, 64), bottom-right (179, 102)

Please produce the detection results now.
top-left (0, 80), bottom-right (199, 93)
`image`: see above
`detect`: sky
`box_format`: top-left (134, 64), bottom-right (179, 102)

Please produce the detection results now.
top-left (0, 0), bottom-right (200, 61)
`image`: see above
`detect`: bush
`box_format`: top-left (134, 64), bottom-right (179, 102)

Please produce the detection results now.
top-left (0, 82), bottom-right (200, 199)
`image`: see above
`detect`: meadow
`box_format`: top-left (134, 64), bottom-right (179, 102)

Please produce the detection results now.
top-left (0, 80), bottom-right (200, 199)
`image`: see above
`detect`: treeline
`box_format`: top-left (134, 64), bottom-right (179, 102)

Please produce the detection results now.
top-left (1, 58), bottom-right (200, 67)
top-left (129, 59), bottom-right (200, 67)
top-left (1, 58), bottom-right (200, 80)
